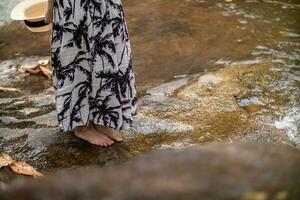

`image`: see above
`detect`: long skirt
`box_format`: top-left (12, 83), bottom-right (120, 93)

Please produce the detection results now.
top-left (50, 0), bottom-right (138, 132)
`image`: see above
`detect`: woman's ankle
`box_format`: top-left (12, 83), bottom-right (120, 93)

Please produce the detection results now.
top-left (75, 124), bottom-right (90, 132)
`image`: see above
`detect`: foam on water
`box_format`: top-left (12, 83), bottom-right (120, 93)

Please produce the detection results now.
top-left (274, 107), bottom-right (300, 148)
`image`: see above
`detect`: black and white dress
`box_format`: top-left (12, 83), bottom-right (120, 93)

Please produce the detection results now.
top-left (50, 0), bottom-right (138, 132)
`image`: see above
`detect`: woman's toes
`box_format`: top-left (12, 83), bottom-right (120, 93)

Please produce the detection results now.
top-left (103, 138), bottom-right (113, 146)
top-left (108, 139), bottom-right (114, 145)
top-left (114, 134), bottom-right (123, 141)
top-left (103, 142), bottom-right (108, 146)
top-left (107, 131), bottom-right (123, 142)
top-left (92, 123), bottom-right (123, 142)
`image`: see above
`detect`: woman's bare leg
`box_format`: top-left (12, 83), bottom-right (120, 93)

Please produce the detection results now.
top-left (74, 122), bottom-right (115, 146)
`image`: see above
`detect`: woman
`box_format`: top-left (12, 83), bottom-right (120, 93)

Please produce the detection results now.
top-left (45, 0), bottom-right (138, 147)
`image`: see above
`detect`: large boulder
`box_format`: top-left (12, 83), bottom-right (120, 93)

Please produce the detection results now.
top-left (1, 142), bottom-right (300, 200)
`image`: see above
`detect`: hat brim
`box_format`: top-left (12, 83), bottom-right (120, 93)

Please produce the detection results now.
top-left (11, 0), bottom-right (48, 20)
top-left (25, 22), bottom-right (52, 32)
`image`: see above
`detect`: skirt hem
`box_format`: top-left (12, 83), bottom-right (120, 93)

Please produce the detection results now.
top-left (57, 112), bottom-right (138, 133)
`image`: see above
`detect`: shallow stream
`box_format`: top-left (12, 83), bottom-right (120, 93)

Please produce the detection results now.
top-left (0, 0), bottom-right (299, 184)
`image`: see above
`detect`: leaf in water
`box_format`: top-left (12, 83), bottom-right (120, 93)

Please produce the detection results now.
top-left (9, 162), bottom-right (43, 177)
top-left (16, 58), bottom-right (52, 79)
top-left (38, 59), bottom-right (50, 66)
top-left (22, 65), bottom-right (42, 75)
top-left (16, 64), bottom-right (26, 73)
top-left (39, 65), bottom-right (52, 79)
top-left (0, 86), bottom-right (21, 92)
top-left (0, 153), bottom-right (15, 168)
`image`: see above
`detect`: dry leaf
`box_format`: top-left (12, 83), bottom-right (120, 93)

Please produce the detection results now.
top-left (16, 58), bottom-right (52, 79)
top-left (23, 65), bottom-right (42, 75)
top-left (16, 64), bottom-right (38, 74)
top-left (0, 86), bottom-right (21, 92)
top-left (9, 162), bottom-right (43, 177)
top-left (0, 153), bottom-right (15, 168)
top-left (16, 64), bottom-right (26, 73)
top-left (38, 59), bottom-right (50, 65)
top-left (39, 65), bottom-right (52, 79)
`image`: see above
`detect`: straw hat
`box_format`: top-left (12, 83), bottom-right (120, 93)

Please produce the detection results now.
top-left (10, 0), bottom-right (52, 32)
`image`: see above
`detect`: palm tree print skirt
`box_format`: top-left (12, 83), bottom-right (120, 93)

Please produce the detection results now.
top-left (50, 0), bottom-right (138, 132)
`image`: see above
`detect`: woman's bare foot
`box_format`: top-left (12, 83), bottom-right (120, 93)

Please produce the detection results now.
top-left (92, 122), bottom-right (123, 142)
top-left (74, 122), bottom-right (114, 147)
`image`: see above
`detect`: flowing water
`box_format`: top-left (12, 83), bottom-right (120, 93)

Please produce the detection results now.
top-left (0, 0), bottom-right (299, 182)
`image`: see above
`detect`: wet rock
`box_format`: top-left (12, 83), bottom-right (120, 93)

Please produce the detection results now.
top-left (10, 100), bottom-right (27, 106)
top-left (0, 58), bottom-right (298, 173)
top-left (197, 74), bottom-right (224, 86)
top-left (237, 96), bottom-right (267, 107)
top-left (0, 98), bottom-right (14, 104)
top-left (133, 113), bottom-right (194, 134)
top-left (153, 138), bottom-right (196, 150)
top-left (0, 181), bottom-right (7, 191)
top-left (26, 110), bottom-right (57, 127)
top-left (28, 93), bottom-right (55, 107)
top-left (146, 77), bottom-right (189, 96)
top-left (274, 107), bottom-right (300, 148)
top-left (18, 108), bottom-right (41, 115)
top-left (1, 143), bottom-right (300, 200)
top-left (0, 117), bottom-right (19, 124)
top-left (228, 124), bottom-right (294, 147)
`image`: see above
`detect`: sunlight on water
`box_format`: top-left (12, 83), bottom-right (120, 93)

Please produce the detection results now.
top-left (275, 107), bottom-right (300, 148)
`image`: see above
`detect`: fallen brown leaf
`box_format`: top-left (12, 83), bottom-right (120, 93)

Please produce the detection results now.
top-left (0, 86), bottom-right (21, 92)
top-left (22, 65), bottom-right (42, 75)
top-left (16, 58), bottom-right (52, 79)
top-left (16, 64), bottom-right (26, 73)
top-left (38, 59), bottom-right (50, 65)
top-left (9, 162), bottom-right (43, 177)
top-left (39, 65), bottom-right (52, 79)
top-left (0, 153), bottom-right (15, 168)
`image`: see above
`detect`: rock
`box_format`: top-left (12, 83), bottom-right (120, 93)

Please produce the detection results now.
top-left (153, 138), bottom-right (196, 150)
top-left (146, 77), bottom-right (189, 96)
top-left (0, 58), bottom-right (298, 173)
top-left (197, 74), bottom-right (224, 86)
top-left (133, 112), bottom-right (194, 134)
top-left (18, 108), bottom-right (40, 115)
top-left (1, 143), bottom-right (299, 200)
